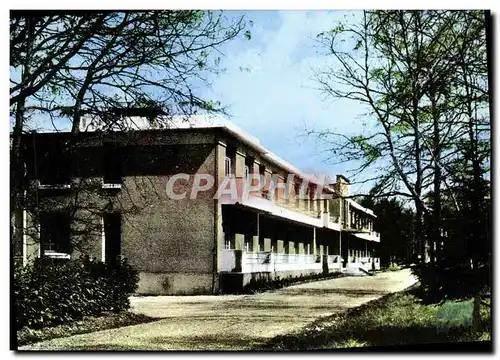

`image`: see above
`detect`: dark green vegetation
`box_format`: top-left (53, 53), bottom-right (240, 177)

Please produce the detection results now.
top-left (262, 285), bottom-right (491, 350)
top-left (359, 197), bottom-right (414, 267)
top-left (242, 272), bottom-right (346, 294)
top-left (14, 257), bottom-right (139, 331)
top-left (315, 10), bottom-right (491, 331)
top-left (17, 311), bottom-right (158, 347)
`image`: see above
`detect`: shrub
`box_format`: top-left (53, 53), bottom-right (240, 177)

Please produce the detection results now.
top-left (13, 257), bottom-right (139, 330)
top-left (241, 272), bottom-right (343, 294)
top-left (388, 263), bottom-right (401, 271)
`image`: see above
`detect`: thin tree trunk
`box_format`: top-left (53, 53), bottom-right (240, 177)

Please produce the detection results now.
top-left (472, 286), bottom-right (481, 332)
top-left (431, 83), bottom-right (441, 264)
top-left (11, 16), bottom-right (34, 254)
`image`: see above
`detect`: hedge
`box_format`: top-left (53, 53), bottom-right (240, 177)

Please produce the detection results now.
top-left (242, 272), bottom-right (345, 294)
top-left (14, 256), bottom-right (139, 330)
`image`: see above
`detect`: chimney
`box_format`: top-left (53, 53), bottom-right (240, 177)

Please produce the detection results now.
top-left (331, 174), bottom-right (350, 197)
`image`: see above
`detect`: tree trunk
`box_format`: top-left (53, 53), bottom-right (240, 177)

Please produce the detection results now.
top-left (414, 202), bottom-right (427, 263)
top-left (431, 84), bottom-right (441, 264)
top-left (472, 292), bottom-right (481, 332)
top-left (11, 16), bottom-right (34, 258)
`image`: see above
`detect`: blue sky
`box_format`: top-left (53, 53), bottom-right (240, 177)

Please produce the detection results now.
top-left (15, 10), bottom-right (374, 194)
top-left (201, 10), bottom-right (373, 193)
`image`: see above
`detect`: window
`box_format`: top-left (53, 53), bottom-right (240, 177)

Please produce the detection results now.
top-left (224, 146), bottom-right (236, 177)
top-left (294, 183), bottom-right (301, 198)
top-left (244, 157), bottom-right (254, 179)
top-left (272, 173), bottom-right (280, 200)
top-left (244, 234), bottom-right (252, 252)
top-left (103, 142), bottom-right (122, 184)
top-left (38, 140), bottom-right (71, 185)
top-left (103, 213), bottom-right (122, 265)
top-left (259, 164), bottom-right (265, 183)
top-left (309, 186), bottom-right (316, 211)
top-left (223, 227), bottom-right (234, 250)
top-left (40, 212), bottom-right (70, 254)
top-left (271, 238), bottom-right (277, 253)
top-left (259, 236), bottom-right (265, 252)
top-left (224, 156), bottom-right (232, 177)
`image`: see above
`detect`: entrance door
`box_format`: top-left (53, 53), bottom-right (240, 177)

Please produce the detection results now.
top-left (104, 213), bottom-right (122, 265)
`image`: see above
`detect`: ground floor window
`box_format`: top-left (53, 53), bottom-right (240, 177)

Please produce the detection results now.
top-left (103, 213), bottom-right (122, 265)
top-left (305, 243), bottom-right (311, 255)
top-left (244, 234), bottom-right (252, 252)
top-left (40, 212), bottom-right (71, 254)
top-left (271, 238), bottom-right (277, 253)
top-left (223, 227), bottom-right (234, 250)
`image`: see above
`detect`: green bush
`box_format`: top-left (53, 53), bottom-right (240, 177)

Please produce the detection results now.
top-left (388, 263), bottom-right (401, 271)
top-left (14, 257), bottom-right (139, 330)
top-left (411, 261), bottom-right (489, 304)
top-left (242, 272), bottom-right (343, 294)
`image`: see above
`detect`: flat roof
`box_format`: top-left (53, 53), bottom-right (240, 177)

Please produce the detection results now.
top-left (77, 114), bottom-right (374, 215)
top-left (80, 114), bottom-right (335, 190)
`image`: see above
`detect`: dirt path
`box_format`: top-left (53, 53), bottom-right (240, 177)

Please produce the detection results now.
top-left (20, 269), bottom-right (417, 351)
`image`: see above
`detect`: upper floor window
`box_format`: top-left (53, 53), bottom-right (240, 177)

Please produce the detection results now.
top-left (259, 165), bottom-right (268, 197)
top-left (259, 164), bottom-right (266, 183)
top-left (273, 173), bottom-right (280, 200)
top-left (245, 157), bottom-right (254, 179)
top-left (225, 146), bottom-right (236, 177)
top-left (103, 141), bottom-right (122, 184)
top-left (224, 156), bottom-right (232, 177)
top-left (294, 183), bottom-right (301, 198)
top-left (38, 140), bottom-right (71, 185)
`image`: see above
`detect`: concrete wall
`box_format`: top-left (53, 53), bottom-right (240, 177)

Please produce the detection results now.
top-left (22, 131), bottom-right (219, 295)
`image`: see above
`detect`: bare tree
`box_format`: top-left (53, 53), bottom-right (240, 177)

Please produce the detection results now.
top-left (10, 10), bottom-right (247, 255)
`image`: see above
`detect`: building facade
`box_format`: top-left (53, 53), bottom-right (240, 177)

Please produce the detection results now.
top-left (14, 115), bottom-right (380, 295)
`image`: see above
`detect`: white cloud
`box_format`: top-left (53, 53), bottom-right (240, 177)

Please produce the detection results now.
top-left (203, 10), bottom-right (378, 192)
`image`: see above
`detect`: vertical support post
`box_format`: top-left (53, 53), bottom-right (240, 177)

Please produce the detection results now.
top-left (313, 227), bottom-right (317, 256)
top-left (101, 216), bottom-right (106, 262)
top-left (256, 212), bottom-right (260, 252)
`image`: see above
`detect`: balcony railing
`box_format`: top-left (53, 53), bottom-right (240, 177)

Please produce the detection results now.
top-left (220, 177), bottom-right (376, 231)
top-left (273, 197), bottom-right (321, 219)
top-left (220, 250), bottom-right (346, 273)
top-left (329, 214), bottom-right (340, 224)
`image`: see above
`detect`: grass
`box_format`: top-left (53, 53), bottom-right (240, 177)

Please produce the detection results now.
top-left (17, 311), bottom-right (159, 347)
top-left (262, 285), bottom-right (491, 350)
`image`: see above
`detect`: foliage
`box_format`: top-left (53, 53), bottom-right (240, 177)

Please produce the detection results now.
top-left (360, 196), bottom-right (414, 266)
top-left (313, 10), bottom-right (490, 260)
top-left (10, 11), bottom-right (247, 129)
top-left (13, 257), bottom-right (139, 330)
top-left (241, 272), bottom-right (344, 294)
top-left (17, 311), bottom-right (157, 347)
top-left (388, 263), bottom-right (402, 271)
top-left (412, 260), bottom-right (490, 304)
top-left (314, 10), bottom-right (491, 328)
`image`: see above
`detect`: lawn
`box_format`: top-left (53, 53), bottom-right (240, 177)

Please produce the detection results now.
top-left (262, 285), bottom-right (491, 350)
